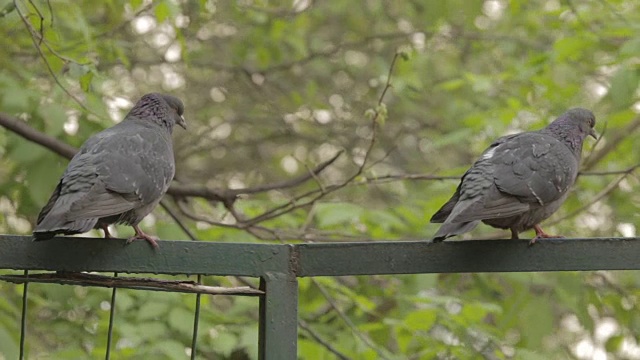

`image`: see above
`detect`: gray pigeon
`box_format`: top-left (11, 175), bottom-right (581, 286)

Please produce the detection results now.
top-left (430, 108), bottom-right (597, 243)
top-left (33, 93), bottom-right (187, 248)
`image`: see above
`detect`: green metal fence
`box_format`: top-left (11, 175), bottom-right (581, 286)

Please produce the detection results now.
top-left (2, 235), bottom-right (640, 359)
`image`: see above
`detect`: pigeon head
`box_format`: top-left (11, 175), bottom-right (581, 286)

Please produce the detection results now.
top-left (542, 107), bottom-right (597, 155)
top-left (128, 93), bottom-right (187, 132)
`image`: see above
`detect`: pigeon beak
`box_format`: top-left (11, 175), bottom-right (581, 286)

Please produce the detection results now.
top-left (177, 115), bottom-right (187, 130)
top-left (589, 129), bottom-right (598, 139)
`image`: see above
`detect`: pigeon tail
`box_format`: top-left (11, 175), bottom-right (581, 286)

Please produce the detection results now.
top-left (33, 218), bottom-right (98, 241)
top-left (430, 198), bottom-right (457, 223)
top-left (432, 221), bottom-right (480, 242)
top-left (32, 231), bottom-right (59, 241)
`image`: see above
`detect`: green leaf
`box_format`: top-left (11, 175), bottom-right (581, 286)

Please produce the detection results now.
top-left (155, 1), bottom-right (171, 23)
top-left (131, 322), bottom-right (167, 342)
top-left (437, 78), bottom-right (466, 91)
top-left (37, 103), bottom-right (68, 136)
top-left (136, 301), bottom-right (170, 321)
top-left (519, 297), bottom-right (554, 348)
top-left (168, 306), bottom-right (194, 335)
top-left (620, 38), bottom-right (640, 58)
top-left (67, 63), bottom-right (88, 78)
top-left (80, 71), bottom-right (94, 92)
top-left (0, 2), bottom-right (16, 18)
top-left (129, 0), bottom-right (144, 11)
top-left (299, 339), bottom-right (326, 360)
top-left (514, 349), bottom-right (551, 360)
top-left (404, 308), bottom-right (437, 331)
top-left (238, 326), bottom-right (259, 359)
top-left (364, 108), bottom-right (376, 120)
top-left (0, 325), bottom-right (18, 360)
top-left (0, 78), bottom-right (31, 111)
top-left (211, 331), bottom-right (237, 357)
top-left (395, 328), bottom-right (413, 353)
top-left (458, 302), bottom-right (502, 325)
top-left (26, 157), bottom-right (65, 204)
top-left (6, 137), bottom-right (48, 164)
top-left (605, 334), bottom-right (624, 352)
top-left (398, 49), bottom-right (411, 61)
top-left (429, 127), bottom-right (474, 149)
top-left (609, 65), bottom-right (639, 110)
top-left (375, 103), bottom-right (388, 125)
top-left (156, 339), bottom-right (187, 358)
top-left (553, 37), bottom-right (593, 62)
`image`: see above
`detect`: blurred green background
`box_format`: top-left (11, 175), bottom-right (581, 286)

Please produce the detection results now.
top-left (1, 0), bottom-right (640, 358)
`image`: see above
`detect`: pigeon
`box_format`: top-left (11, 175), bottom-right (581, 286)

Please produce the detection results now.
top-left (33, 93), bottom-right (187, 248)
top-left (430, 108), bottom-right (597, 244)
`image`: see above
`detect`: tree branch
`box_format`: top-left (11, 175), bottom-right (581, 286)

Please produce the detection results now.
top-left (548, 166), bottom-right (637, 226)
top-left (0, 112), bottom-right (77, 159)
top-left (0, 272), bottom-right (263, 296)
top-left (0, 111), bottom-right (343, 203)
top-left (312, 278), bottom-right (393, 360)
top-left (15, 1), bottom-right (94, 114)
top-left (299, 319), bottom-right (351, 360)
top-left (583, 116), bottom-right (640, 170)
top-left (235, 52), bottom-right (403, 228)
top-left (169, 149), bottom-right (344, 203)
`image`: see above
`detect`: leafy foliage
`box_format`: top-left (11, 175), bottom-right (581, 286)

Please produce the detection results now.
top-left (1, 0), bottom-right (640, 359)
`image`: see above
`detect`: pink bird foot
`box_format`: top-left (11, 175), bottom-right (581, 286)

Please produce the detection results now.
top-left (529, 225), bottom-right (564, 245)
top-left (126, 225), bottom-right (159, 249)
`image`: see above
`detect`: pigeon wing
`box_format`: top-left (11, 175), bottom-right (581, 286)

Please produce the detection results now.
top-left (65, 124), bottom-right (175, 221)
top-left (491, 133), bottom-right (578, 207)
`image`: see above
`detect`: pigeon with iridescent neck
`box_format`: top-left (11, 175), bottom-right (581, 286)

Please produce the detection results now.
top-left (430, 108), bottom-right (597, 244)
top-left (33, 93), bottom-right (187, 248)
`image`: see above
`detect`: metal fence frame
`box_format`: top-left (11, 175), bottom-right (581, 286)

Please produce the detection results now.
top-left (2, 235), bottom-right (640, 359)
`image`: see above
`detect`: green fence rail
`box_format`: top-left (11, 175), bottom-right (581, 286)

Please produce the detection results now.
top-left (2, 235), bottom-right (640, 359)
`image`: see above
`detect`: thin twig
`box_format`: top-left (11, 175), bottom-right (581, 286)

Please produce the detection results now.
top-left (14, 1), bottom-right (94, 114)
top-left (312, 278), bottom-right (393, 360)
top-left (0, 272), bottom-right (264, 296)
top-left (0, 111), bottom-right (344, 203)
top-left (250, 33), bottom-right (409, 74)
top-left (548, 170), bottom-right (635, 226)
top-left (299, 319), bottom-right (351, 360)
top-left (583, 117), bottom-right (640, 170)
top-left (159, 199), bottom-right (198, 240)
top-left (580, 162), bottom-right (640, 176)
top-left (59, 2), bottom-right (155, 52)
top-left (564, 0), bottom-right (593, 31)
top-left (238, 53), bottom-right (402, 227)
top-left (169, 150), bottom-right (344, 202)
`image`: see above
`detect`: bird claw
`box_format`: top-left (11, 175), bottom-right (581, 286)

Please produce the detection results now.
top-left (530, 225), bottom-right (564, 246)
top-left (126, 226), bottom-right (159, 249)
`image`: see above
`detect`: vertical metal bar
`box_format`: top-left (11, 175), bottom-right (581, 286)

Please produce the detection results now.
top-left (105, 272), bottom-right (118, 360)
top-left (258, 272), bottom-right (298, 360)
top-left (190, 274), bottom-right (202, 360)
top-left (19, 270), bottom-right (29, 360)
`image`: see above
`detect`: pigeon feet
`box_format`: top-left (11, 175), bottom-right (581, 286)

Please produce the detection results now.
top-left (126, 225), bottom-right (159, 249)
top-left (530, 225), bottom-right (564, 245)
